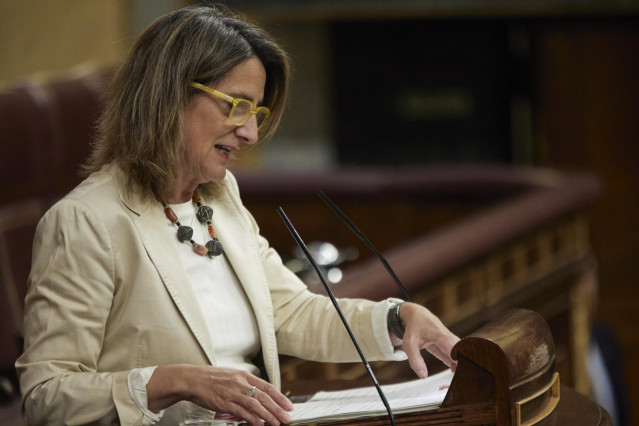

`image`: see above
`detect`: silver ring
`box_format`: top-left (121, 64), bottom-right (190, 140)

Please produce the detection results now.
top-left (246, 385), bottom-right (256, 397)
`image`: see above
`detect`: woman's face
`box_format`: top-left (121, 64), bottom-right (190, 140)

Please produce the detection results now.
top-left (181, 56), bottom-right (266, 186)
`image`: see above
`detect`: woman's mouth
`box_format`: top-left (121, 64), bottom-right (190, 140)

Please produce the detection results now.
top-left (215, 144), bottom-right (232, 159)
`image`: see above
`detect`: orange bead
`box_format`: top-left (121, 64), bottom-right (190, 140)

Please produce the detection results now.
top-left (164, 207), bottom-right (178, 223)
top-left (192, 192), bottom-right (201, 203)
top-left (208, 225), bottom-right (216, 239)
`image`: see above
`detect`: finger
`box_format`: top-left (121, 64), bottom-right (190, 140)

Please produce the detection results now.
top-left (259, 382), bottom-right (294, 411)
top-left (252, 388), bottom-right (292, 425)
top-left (225, 401), bottom-right (264, 426)
top-left (423, 342), bottom-right (456, 368)
top-left (206, 390), bottom-right (265, 426)
top-left (242, 390), bottom-right (289, 426)
top-left (403, 336), bottom-right (429, 378)
top-left (215, 374), bottom-right (282, 425)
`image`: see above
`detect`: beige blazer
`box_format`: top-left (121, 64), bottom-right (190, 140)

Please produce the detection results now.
top-left (16, 164), bottom-right (396, 425)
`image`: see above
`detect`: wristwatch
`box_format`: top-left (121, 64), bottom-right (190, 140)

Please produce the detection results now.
top-left (387, 302), bottom-right (405, 339)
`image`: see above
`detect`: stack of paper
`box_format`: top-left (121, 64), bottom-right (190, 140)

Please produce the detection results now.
top-left (290, 369), bottom-right (454, 424)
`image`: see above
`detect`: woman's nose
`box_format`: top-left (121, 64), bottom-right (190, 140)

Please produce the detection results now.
top-left (235, 115), bottom-right (259, 145)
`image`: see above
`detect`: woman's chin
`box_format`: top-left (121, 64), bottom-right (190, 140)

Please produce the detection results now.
top-left (206, 167), bottom-right (228, 183)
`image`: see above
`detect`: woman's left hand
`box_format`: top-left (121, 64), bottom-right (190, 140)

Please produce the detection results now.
top-left (392, 302), bottom-right (460, 379)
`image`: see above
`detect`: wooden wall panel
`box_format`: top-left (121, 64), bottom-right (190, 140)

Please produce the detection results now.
top-left (536, 23), bottom-right (639, 424)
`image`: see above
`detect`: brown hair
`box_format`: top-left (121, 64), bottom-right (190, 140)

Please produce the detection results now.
top-left (84, 4), bottom-right (290, 201)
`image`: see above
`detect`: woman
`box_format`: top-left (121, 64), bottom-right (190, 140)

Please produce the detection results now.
top-left (16, 5), bottom-right (459, 425)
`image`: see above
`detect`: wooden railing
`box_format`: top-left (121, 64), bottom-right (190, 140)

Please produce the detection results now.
top-left (235, 166), bottom-right (602, 396)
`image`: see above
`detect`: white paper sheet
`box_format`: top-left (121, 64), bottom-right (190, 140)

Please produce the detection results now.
top-left (290, 369), bottom-right (454, 423)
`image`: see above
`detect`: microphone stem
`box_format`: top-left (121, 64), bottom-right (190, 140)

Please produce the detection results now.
top-left (278, 207), bottom-right (397, 426)
top-left (317, 191), bottom-right (413, 302)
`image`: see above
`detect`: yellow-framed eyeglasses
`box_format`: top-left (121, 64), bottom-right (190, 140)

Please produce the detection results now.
top-left (190, 82), bottom-right (271, 130)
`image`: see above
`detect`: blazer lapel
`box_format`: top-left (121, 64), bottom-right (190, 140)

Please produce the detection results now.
top-left (210, 189), bottom-right (280, 387)
top-left (111, 166), bottom-right (217, 366)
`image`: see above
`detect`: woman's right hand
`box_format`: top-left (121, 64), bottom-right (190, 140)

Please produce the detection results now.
top-left (146, 364), bottom-right (294, 426)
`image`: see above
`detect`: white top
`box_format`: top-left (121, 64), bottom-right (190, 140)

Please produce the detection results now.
top-left (168, 199), bottom-right (261, 374)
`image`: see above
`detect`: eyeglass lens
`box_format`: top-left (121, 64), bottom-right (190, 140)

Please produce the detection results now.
top-left (232, 100), bottom-right (268, 127)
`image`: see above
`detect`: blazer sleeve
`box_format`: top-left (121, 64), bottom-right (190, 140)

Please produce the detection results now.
top-left (224, 173), bottom-right (398, 363)
top-left (15, 199), bottom-right (152, 425)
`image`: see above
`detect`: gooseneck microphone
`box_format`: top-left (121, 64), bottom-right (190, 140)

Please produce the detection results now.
top-left (317, 191), bottom-right (413, 303)
top-left (277, 207), bottom-right (397, 426)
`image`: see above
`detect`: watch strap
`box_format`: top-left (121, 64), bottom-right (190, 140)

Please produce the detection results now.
top-left (387, 302), bottom-right (405, 339)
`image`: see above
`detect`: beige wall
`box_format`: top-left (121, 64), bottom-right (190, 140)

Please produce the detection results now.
top-left (0, 1), bottom-right (332, 170)
top-left (0, 1), bottom-right (130, 84)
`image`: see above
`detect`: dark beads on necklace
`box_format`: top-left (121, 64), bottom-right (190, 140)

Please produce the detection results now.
top-left (163, 192), bottom-right (223, 257)
top-left (192, 191), bottom-right (223, 257)
top-left (196, 205), bottom-right (213, 223)
top-left (177, 225), bottom-right (193, 242)
top-left (206, 239), bottom-right (224, 256)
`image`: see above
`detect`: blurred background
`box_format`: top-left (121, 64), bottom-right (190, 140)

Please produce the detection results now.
top-left (0, 0), bottom-right (638, 424)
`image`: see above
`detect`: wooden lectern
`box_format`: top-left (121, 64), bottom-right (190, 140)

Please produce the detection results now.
top-left (292, 309), bottom-right (610, 425)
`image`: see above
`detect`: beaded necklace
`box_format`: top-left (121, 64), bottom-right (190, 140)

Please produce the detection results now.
top-left (163, 192), bottom-right (224, 257)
